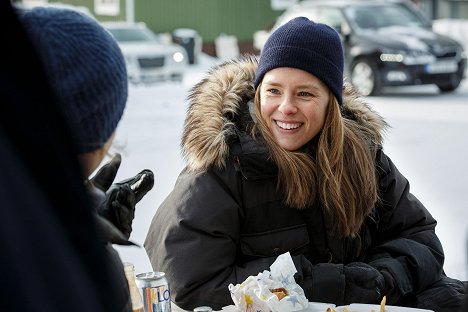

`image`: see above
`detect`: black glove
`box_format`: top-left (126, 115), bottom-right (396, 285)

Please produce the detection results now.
top-left (90, 153), bottom-right (122, 192)
top-left (88, 153), bottom-right (154, 239)
top-left (293, 255), bottom-right (385, 305)
top-left (293, 255), bottom-right (345, 304)
top-left (99, 183), bottom-right (136, 239)
top-left (343, 262), bottom-right (385, 304)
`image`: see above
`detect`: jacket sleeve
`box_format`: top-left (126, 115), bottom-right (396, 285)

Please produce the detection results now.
top-left (144, 168), bottom-right (275, 310)
top-left (366, 149), bottom-right (445, 303)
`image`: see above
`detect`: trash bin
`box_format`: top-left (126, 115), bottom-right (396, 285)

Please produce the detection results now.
top-left (172, 28), bottom-right (201, 65)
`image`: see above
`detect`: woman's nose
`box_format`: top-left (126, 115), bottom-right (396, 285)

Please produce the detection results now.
top-left (278, 96), bottom-right (298, 115)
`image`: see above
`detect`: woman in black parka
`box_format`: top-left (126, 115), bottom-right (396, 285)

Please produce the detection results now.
top-left (145, 17), bottom-right (466, 311)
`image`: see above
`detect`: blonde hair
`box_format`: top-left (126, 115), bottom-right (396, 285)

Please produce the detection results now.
top-left (251, 85), bottom-right (378, 237)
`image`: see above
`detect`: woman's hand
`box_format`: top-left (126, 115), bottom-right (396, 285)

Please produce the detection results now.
top-left (293, 255), bottom-right (385, 305)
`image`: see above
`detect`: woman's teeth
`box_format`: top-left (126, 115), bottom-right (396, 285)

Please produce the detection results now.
top-left (276, 121), bottom-right (301, 130)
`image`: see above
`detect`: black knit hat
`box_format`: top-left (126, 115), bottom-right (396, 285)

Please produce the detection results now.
top-left (20, 7), bottom-right (128, 153)
top-left (254, 17), bottom-right (344, 105)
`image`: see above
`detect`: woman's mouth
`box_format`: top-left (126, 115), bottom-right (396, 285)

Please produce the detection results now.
top-left (275, 120), bottom-right (302, 130)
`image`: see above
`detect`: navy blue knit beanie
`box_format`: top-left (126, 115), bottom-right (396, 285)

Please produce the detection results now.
top-left (20, 7), bottom-right (128, 153)
top-left (254, 17), bottom-right (344, 105)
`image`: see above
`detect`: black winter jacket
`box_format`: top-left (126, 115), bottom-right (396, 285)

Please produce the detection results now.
top-left (144, 56), bottom-right (447, 310)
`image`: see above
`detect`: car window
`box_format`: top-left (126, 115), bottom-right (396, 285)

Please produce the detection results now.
top-left (273, 6), bottom-right (348, 35)
top-left (316, 7), bottom-right (346, 32)
top-left (345, 3), bottom-right (426, 30)
top-left (275, 7), bottom-right (319, 30)
top-left (108, 27), bottom-right (160, 43)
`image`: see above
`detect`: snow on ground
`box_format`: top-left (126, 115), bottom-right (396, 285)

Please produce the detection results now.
top-left (112, 53), bottom-right (468, 284)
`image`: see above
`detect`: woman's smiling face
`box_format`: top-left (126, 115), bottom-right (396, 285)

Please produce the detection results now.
top-left (259, 67), bottom-right (330, 151)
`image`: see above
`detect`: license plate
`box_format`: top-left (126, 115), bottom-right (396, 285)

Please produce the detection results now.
top-left (425, 61), bottom-right (458, 74)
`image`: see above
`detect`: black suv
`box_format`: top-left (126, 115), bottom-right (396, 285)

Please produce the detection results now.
top-left (256, 0), bottom-right (466, 96)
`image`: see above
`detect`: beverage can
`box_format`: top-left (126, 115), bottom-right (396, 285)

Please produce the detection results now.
top-left (135, 272), bottom-right (171, 312)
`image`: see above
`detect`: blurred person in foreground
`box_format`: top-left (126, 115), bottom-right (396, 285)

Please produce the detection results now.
top-left (13, 6), bottom-right (153, 311)
top-left (145, 17), bottom-right (466, 311)
top-left (2, 2), bottom-right (119, 310)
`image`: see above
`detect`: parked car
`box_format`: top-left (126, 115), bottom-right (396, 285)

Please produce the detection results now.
top-left (254, 0), bottom-right (466, 96)
top-left (102, 22), bottom-right (188, 84)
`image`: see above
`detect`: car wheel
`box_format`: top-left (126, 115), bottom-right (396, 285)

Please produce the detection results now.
top-left (350, 59), bottom-right (381, 96)
top-left (436, 76), bottom-right (462, 93)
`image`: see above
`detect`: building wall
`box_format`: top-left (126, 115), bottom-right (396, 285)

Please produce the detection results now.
top-left (46, 0), bottom-right (281, 54)
top-left (135, 0), bottom-right (280, 42)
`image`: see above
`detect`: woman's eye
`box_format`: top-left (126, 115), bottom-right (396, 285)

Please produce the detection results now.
top-left (267, 88), bottom-right (280, 95)
top-left (298, 91), bottom-right (312, 97)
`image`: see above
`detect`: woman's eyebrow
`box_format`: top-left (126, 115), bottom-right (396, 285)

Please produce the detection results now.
top-left (296, 84), bottom-right (321, 91)
top-left (263, 81), bottom-right (321, 90)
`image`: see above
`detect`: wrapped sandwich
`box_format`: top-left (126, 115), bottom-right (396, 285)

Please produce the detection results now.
top-left (228, 252), bottom-right (309, 312)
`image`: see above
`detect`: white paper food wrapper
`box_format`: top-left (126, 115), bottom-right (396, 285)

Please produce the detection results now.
top-left (228, 252), bottom-right (309, 312)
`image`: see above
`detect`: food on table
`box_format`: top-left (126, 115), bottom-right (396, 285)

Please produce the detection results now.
top-left (380, 296), bottom-right (386, 312)
top-left (228, 252), bottom-right (309, 311)
top-left (269, 287), bottom-right (288, 300)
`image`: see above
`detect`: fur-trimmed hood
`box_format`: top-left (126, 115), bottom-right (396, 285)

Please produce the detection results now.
top-left (182, 55), bottom-right (387, 171)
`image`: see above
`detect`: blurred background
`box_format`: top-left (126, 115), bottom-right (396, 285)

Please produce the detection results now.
top-left (13, 0), bottom-right (468, 282)
top-left (14, 0), bottom-right (468, 93)
top-left (14, 1), bottom-right (468, 64)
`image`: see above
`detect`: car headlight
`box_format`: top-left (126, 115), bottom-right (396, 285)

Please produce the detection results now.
top-left (380, 49), bottom-right (435, 65)
top-left (380, 53), bottom-right (404, 62)
top-left (172, 51), bottom-right (185, 63)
